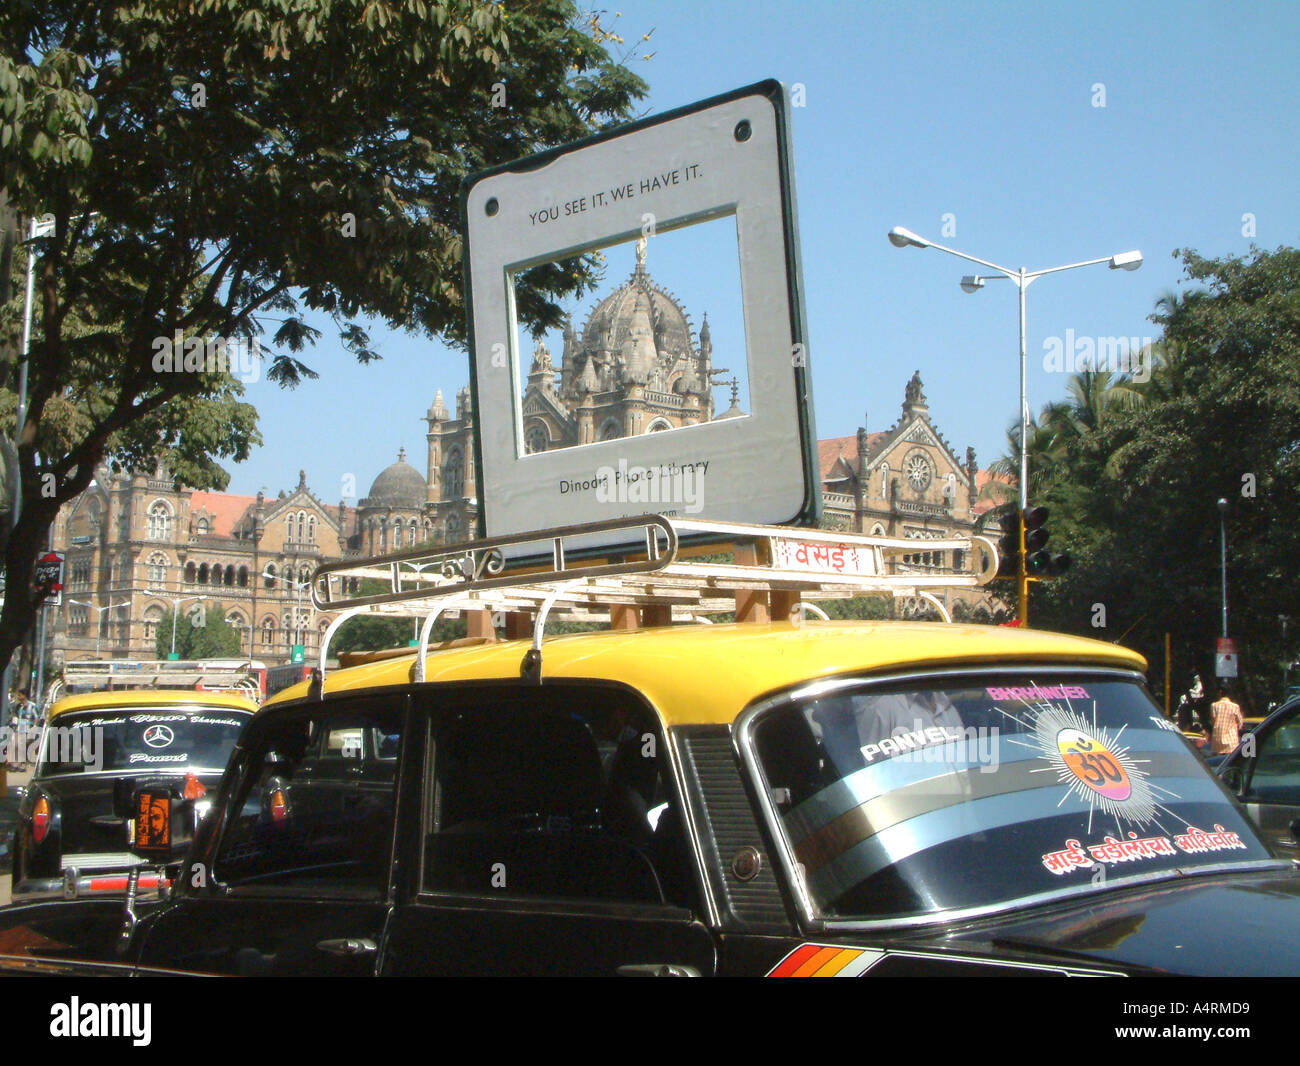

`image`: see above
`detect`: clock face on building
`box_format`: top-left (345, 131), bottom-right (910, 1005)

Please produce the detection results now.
top-left (904, 448), bottom-right (933, 492)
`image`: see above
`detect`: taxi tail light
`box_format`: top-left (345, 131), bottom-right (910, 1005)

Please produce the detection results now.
top-left (269, 788), bottom-right (288, 823)
top-left (32, 796), bottom-right (51, 844)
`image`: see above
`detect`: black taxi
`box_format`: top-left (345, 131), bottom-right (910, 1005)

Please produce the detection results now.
top-left (0, 517), bottom-right (1298, 976)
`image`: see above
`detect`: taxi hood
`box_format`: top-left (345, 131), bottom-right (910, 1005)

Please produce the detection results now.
top-left (957, 867), bottom-right (1300, 976)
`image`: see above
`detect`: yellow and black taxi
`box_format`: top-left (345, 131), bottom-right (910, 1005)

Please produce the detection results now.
top-left (10, 689), bottom-right (257, 902)
top-left (0, 517), bottom-right (1297, 976)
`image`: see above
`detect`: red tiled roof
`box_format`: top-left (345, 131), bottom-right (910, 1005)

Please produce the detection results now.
top-left (818, 433), bottom-right (886, 482)
top-left (972, 469), bottom-right (1012, 515)
top-left (189, 491), bottom-right (256, 537)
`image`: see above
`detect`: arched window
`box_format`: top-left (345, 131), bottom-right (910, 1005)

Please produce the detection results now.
top-left (143, 605), bottom-right (164, 640)
top-left (881, 464), bottom-right (890, 498)
top-left (264, 564), bottom-right (277, 589)
top-left (237, 566), bottom-right (249, 588)
top-left (147, 553), bottom-right (168, 585)
top-left (147, 501), bottom-right (173, 540)
top-left (298, 566), bottom-right (310, 586)
top-left (184, 562), bottom-right (197, 585)
top-left (307, 515), bottom-right (316, 544)
top-left (646, 418), bottom-right (673, 433)
top-left (870, 523), bottom-right (886, 537)
top-left (195, 517), bottom-right (210, 535)
top-left (227, 612), bottom-right (247, 646)
top-left (599, 419), bottom-right (622, 441)
top-left (524, 423), bottom-right (549, 454)
top-left (393, 518), bottom-right (403, 549)
top-left (224, 565), bottom-right (234, 586)
top-left (379, 522), bottom-right (388, 552)
top-left (297, 511), bottom-right (306, 542)
top-left (444, 449), bottom-right (464, 499)
top-left (261, 617), bottom-right (276, 647)
top-left (197, 562), bottom-right (209, 584)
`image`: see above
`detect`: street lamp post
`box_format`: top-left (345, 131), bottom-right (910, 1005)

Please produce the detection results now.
top-left (67, 599), bottom-right (131, 658)
top-left (144, 590), bottom-right (208, 658)
top-left (1217, 498), bottom-right (1229, 640)
top-left (262, 571), bottom-right (311, 658)
top-left (887, 227), bottom-right (1142, 624)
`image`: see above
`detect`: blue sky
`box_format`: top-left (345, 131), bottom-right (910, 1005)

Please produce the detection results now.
top-left (228, 0), bottom-right (1300, 502)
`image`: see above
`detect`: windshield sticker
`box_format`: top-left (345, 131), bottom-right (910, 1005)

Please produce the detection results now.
top-left (988, 685), bottom-right (1090, 701)
top-left (1000, 692), bottom-right (1180, 832)
top-left (860, 725), bottom-right (967, 765)
top-left (1042, 825), bottom-right (1247, 876)
top-left (142, 724), bottom-right (175, 748)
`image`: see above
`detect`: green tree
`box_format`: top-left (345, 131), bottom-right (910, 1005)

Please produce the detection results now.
top-left (155, 600), bottom-right (242, 659)
top-left (0, 0), bottom-right (644, 683)
top-left (1024, 246), bottom-right (1300, 712)
top-left (331, 578), bottom-right (465, 654)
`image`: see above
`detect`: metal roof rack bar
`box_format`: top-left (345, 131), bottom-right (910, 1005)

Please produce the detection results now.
top-left (301, 514), bottom-right (1002, 691)
top-left (311, 514), bottom-right (678, 612)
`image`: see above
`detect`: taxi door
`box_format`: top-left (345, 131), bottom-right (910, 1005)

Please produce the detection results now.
top-left (381, 683), bottom-right (718, 976)
top-left (133, 695), bottom-right (408, 976)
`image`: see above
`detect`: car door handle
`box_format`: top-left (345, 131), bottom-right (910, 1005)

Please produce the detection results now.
top-left (616, 963), bottom-right (701, 977)
top-left (316, 937), bottom-right (378, 958)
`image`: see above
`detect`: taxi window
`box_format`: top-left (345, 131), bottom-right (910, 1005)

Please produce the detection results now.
top-left (211, 702), bottom-right (403, 899)
top-left (1246, 717), bottom-right (1300, 803)
top-left (422, 688), bottom-right (695, 910)
top-left (751, 674), bottom-right (1273, 923)
top-left (38, 707), bottom-right (250, 776)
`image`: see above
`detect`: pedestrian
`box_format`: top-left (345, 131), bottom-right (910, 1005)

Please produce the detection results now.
top-left (1210, 683), bottom-right (1244, 756)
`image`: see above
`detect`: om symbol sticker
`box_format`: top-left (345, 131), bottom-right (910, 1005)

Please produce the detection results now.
top-left (1056, 728), bottom-right (1131, 802)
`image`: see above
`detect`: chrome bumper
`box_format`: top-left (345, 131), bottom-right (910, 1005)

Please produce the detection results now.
top-left (12, 865), bottom-right (168, 902)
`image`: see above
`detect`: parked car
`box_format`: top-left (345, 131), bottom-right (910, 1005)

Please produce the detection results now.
top-left (0, 617), bottom-right (1296, 975)
top-left (1217, 696), bottom-right (1300, 858)
top-left (9, 689), bottom-right (258, 901)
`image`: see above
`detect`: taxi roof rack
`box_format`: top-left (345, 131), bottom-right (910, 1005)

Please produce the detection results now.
top-left (308, 514), bottom-right (999, 690)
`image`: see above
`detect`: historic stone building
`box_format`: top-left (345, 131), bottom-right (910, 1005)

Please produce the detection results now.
top-left (46, 250), bottom-right (998, 666)
top-left (818, 371), bottom-right (1000, 619)
top-left (418, 236), bottom-right (741, 546)
top-left (53, 467), bottom-right (350, 665)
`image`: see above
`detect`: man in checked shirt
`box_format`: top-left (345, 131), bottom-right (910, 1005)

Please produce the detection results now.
top-left (1210, 683), bottom-right (1245, 755)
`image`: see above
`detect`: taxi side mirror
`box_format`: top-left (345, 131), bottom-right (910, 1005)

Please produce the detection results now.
top-left (126, 781), bottom-right (195, 864)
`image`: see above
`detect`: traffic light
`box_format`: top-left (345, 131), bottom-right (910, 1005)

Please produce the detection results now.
top-left (995, 510), bottom-right (1021, 580)
top-left (993, 506), bottom-right (1071, 581)
top-left (1023, 505), bottom-right (1071, 577)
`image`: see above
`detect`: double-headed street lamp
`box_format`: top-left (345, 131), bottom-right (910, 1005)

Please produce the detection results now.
top-left (262, 570), bottom-right (311, 654)
top-left (67, 599), bottom-right (131, 658)
top-left (143, 590), bottom-right (208, 658)
top-left (887, 226), bottom-right (1142, 623)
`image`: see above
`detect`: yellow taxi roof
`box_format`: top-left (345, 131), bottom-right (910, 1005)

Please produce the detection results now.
top-left (265, 620), bottom-right (1147, 726)
top-left (48, 688), bottom-right (260, 719)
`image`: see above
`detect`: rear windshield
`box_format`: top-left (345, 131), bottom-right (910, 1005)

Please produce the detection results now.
top-left (751, 674), bottom-right (1272, 922)
top-left (38, 707), bottom-right (252, 776)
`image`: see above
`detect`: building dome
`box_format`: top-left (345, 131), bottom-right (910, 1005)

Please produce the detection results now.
top-left (362, 448), bottom-right (427, 508)
top-left (580, 239), bottom-right (696, 361)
